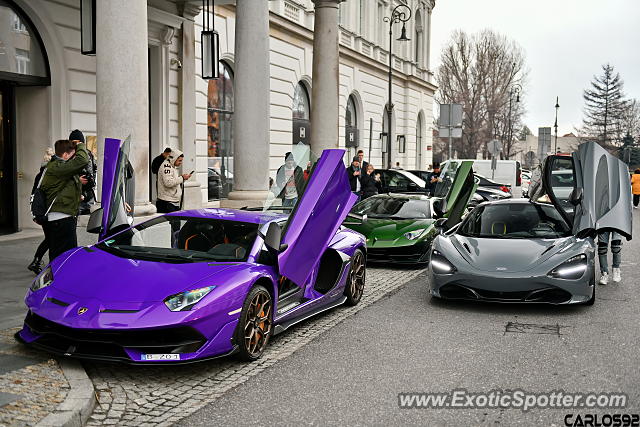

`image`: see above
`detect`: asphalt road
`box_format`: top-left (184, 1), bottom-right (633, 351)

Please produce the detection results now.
top-left (181, 209), bottom-right (640, 426)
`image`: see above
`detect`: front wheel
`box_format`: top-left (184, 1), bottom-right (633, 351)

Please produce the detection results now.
top-left (344, 249), bottom-right (366, 306)
top-left (235, 285), bottom-right (273, 361)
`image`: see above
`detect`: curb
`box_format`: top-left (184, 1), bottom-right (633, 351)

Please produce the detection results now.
top-left (36, 359), bottom-right (95, 427)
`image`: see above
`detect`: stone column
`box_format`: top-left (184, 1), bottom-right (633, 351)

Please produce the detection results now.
top-left (310, 0), bottom-right (344, 154)
top-left (224, 0), bottom-right (270, 207)
top-left (179, 18), bottom-right (202, 210)
top-left (96, 1), bottom-right (155, 215)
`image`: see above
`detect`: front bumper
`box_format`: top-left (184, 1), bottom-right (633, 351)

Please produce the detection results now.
top-left (429, 267), bottom-right (594, 305)
top-left (367, 241), bottom-right (430, 264)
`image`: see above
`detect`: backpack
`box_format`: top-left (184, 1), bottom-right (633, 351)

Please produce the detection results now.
top-left (30, 168), bottom-right (56, 225)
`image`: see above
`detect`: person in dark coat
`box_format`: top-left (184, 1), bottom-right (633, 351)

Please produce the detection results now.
top-left (360, 164), bottom-right (382, 199)
top-left (27, 148), bottom-right (55, 274)
top-left (346, 156), bottom-right (362, 197)
top-left (356, 150), bottom-right (368, 172)
top-left (425, 163), bottom-right (442, 195)
top-left (152, 147), bottom-right (172, 176)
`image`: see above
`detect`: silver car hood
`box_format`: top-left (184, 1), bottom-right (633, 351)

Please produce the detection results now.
top-left (449, 235), bottom-right (576, 273)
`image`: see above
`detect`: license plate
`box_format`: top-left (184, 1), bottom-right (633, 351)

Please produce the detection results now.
top-left (141, 353), bottom-right (180, 361)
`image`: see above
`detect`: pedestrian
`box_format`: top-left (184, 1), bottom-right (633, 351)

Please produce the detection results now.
top-left (157, 149), bottom-right (191, 213)
top-left (598, 231), bottom-right (623, 285)
top-left (425, 163), bottom-right (442, 195)
top-left (360, 164), bottom-right (382, 199)
top-left (347, 156), bottom-right (362, 199)
top-left (68, 130), bottom-right (97, 215)
top-left (152, 147), bottom-right (172, 176)
top-left (27, 147), bottom-right (55, 274)
top-left (356, 150), bottom-right (369, 172)
top-left (40, 139), bottom-right (89, 262)
top-left (631, 168), bottom-right (640, 208)
top-left (275, 152), bottom-right (305, 208)
top-left (392, 161), bottom-right (402, 170)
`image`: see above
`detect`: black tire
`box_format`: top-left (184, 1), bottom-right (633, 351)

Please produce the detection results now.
top-left (344, 249), bottom-right (366, 306)
top-left (235, 285), bottom-right (273, 361)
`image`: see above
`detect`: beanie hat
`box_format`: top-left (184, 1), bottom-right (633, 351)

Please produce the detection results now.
top-left (69, 129), bottom-right (85, 143)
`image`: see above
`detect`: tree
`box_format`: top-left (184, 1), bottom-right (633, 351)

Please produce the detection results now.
top-left (618, 99), bottom-right (640, 143)
top-left (581, 64), bottom-right (626, 147)
top-left (436, 29), bottom-right (527, 159)
top-left (518, 125), bottom-right (532, 141)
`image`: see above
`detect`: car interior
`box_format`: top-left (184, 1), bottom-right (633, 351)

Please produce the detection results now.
top-left (175, 219), bottom-right (258, 260)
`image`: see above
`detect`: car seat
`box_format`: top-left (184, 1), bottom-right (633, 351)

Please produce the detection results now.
top-left (491, 221), bottom-right (507, 235)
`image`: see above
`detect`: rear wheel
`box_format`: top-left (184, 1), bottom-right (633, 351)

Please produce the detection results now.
top-left (344, 249), bottom-right (366, 306)
top-left (235, 285), bottom-right (272, 361)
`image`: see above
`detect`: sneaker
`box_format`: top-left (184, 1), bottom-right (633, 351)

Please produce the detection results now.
top-left (599, 272), bottom-right (609, 285)
top-left (27, 258), bottom-right (42, 275)
top-left (612, 268), bottom-right (621, 283)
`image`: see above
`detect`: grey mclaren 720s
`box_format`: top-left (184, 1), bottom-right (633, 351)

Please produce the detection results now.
top-left (428, 141), bottom-right (632, 305)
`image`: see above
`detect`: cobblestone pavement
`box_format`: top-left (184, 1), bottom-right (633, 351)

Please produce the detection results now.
top-left (0, 328), bottom-right (69, 427)
top-left (84, 266), bottom-right (425, 426)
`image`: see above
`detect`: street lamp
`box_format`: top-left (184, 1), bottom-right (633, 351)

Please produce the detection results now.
top-left (554, 97), bottom-right (560, 153)
top-left (383, 4), bottom-right (411, 169)
top-left (201, 0), bottom-right (220, 80)
top-left (505, 83), bottom-right (522, 159)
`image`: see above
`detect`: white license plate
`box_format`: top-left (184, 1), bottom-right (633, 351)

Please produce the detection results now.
top-left (141, 353), bottom-right (180, 361)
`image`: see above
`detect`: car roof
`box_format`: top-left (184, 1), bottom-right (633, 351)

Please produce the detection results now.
top-left (478, 198), bottom-right (532, 206)
top-left (165, 208), bottom-right (286, 224)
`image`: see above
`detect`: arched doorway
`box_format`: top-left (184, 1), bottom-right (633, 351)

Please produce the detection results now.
top-left (292, 81), bottom-right (310, 145)
top-left (207, 61), bottom-right (234, 200)
top-left (0, 0), bottom-right (50, 233)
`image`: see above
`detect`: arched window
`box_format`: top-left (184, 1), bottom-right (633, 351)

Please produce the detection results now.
top-left (414, 9), bottom-right (424, 67)
top-left (292, 81), bottom-right (310, 145)
top-left (345, 94), bottom-right (359, 148)
top-left (0, 1), bottom-right (50, 84)
top-left (207, 61), bottom-right (234, 200)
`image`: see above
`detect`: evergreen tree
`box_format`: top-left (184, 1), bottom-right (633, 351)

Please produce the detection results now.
top-left (581, 64), bottom-right (626, 146)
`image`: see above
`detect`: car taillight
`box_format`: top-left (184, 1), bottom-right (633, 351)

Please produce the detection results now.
top-left (500, 185), bottom-right (510, 193)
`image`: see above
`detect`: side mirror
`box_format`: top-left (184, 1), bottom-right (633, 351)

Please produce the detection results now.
top-left (87, 208), bottom-right (103, 234)
top-left (432, 199), bottom-right (444, 217)
top-left (434, 218), bottom-right (448, 229)
top-left (569, 187), bottom-right (583, 206)
top-left (263, 222), bottom-right (288, 253)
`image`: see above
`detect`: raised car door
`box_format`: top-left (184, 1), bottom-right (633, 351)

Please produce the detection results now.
top-left (278, 149), bottom-right (358, 287)
top-left (440, 160), bottom-right (477, 228)
top-left (92, 136), bottom-right (135, 240)
top-left (535, 141), bottom-right (632, 239)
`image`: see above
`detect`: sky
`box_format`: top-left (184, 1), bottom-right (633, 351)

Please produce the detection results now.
top-left (430, 0), bottom-right (640, 136)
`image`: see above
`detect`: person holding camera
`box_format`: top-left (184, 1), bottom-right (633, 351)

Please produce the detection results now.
top-left (360, 164), bottom-right (382, 199)
top-left (39, 138), bottom-right (89, 262)
top-left (68, 130), bottom-right (97, 215)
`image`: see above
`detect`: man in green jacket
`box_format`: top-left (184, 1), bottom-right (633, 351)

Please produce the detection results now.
top-left (40, 139), bottom-right (89, 262)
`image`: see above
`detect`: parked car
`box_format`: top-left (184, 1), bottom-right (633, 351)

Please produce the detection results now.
top-left (443, 159), bottom-right (522, 189)
top-left (374, 169), bottom-right (428, 194)
top-left (16, 138), bottom-right (367, 364)
top-left (345, 161), bottom-right (477, 264)
top-left (474, 186), bottom-right (512, 203)
top-left (474, 174), bottom-right (512, 194)
top-left (428, 141), bottom-right (633, 306)
top-left (208, 167), bottom-right (223, 199)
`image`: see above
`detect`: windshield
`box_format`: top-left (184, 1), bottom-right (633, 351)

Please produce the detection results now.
top-left (351, 197), bottom-right (431, 219)
top-left (96, 216), bottom-right (259, 263)
top-left (458, 203), bottom-right (571, 239)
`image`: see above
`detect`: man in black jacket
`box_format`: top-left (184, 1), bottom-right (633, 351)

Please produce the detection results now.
top-left (347, 156), bottom-right (362, 198)
top-left (151, 147), bottom-right (172, 176)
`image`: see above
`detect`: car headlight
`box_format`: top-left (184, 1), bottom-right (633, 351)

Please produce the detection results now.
top-left (548, 254), bottom-right (588, 280)
top-left (164, 286), bottom-right (216, 312)
top-left (430, 250), bottom-right (456, 274)
top-left (404, 229), bottom-right (427, 240)
top-left (31, 266), bottom-right (53, 292)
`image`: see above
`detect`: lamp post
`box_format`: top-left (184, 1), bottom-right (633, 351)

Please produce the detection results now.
top-left (383, 4), bottom-right (411, 169)
top-left (554, 97), bottom-right (560, 154)
top-left (505, 83), bottom-right (522, 159)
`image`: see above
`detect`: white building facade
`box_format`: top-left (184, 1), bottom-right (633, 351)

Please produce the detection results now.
top-left (0, 0), bottom-right (436, 234)
top-left (195, 0), bottom-right (437, 203)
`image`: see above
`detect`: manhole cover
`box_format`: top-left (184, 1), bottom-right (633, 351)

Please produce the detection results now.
top-left (504, 322), bottom-right (564, 336)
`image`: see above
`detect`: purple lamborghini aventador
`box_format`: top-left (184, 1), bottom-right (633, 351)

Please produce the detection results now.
top-left (16, 138), bottom-right (366, 363)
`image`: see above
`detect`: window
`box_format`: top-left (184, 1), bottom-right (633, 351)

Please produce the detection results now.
top-left (12, 13), bottom-right (27, 33)
top-left (15, 49), bottom-right (30, 75)
top-left (414, 9), bottom-right (424, 66)
top-left (292, 82), bottom-right (311, 145)
top-left (345, 95), bottom-right (359, 148)
top-left (207, 61), bottom-right (234, 200)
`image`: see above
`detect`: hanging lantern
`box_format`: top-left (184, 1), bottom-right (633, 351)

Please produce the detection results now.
top-left (80, 0), bottom-right (96, 55)
top-left (201, 0), bottom-right (219, 79)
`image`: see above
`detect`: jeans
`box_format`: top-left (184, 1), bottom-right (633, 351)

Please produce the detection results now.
top-left (634, 194), bottom-right (639, 207)
top-left (42, 216), bottom-right (77, 263)
top-left (598, 231), bottom-right (622, 273)
top-left (34, 238), bottom-right (48, 260)
top-left (156, 199), bottom-right (180, 213)
top-left (283, 197), bottom-right (297, 208)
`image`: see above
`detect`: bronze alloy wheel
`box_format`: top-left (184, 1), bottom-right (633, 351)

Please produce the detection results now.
top-left (237, 285), bottom-right (272, 361)
top-left (345, 249), bottom-right (366, 306)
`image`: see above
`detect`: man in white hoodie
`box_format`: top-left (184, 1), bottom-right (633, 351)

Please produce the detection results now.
top-left (157, 149), bottom-right (191, 213)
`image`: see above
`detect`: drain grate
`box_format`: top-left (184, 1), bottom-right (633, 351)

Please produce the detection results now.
top-left (504, 322), bottom-right (564, 336)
